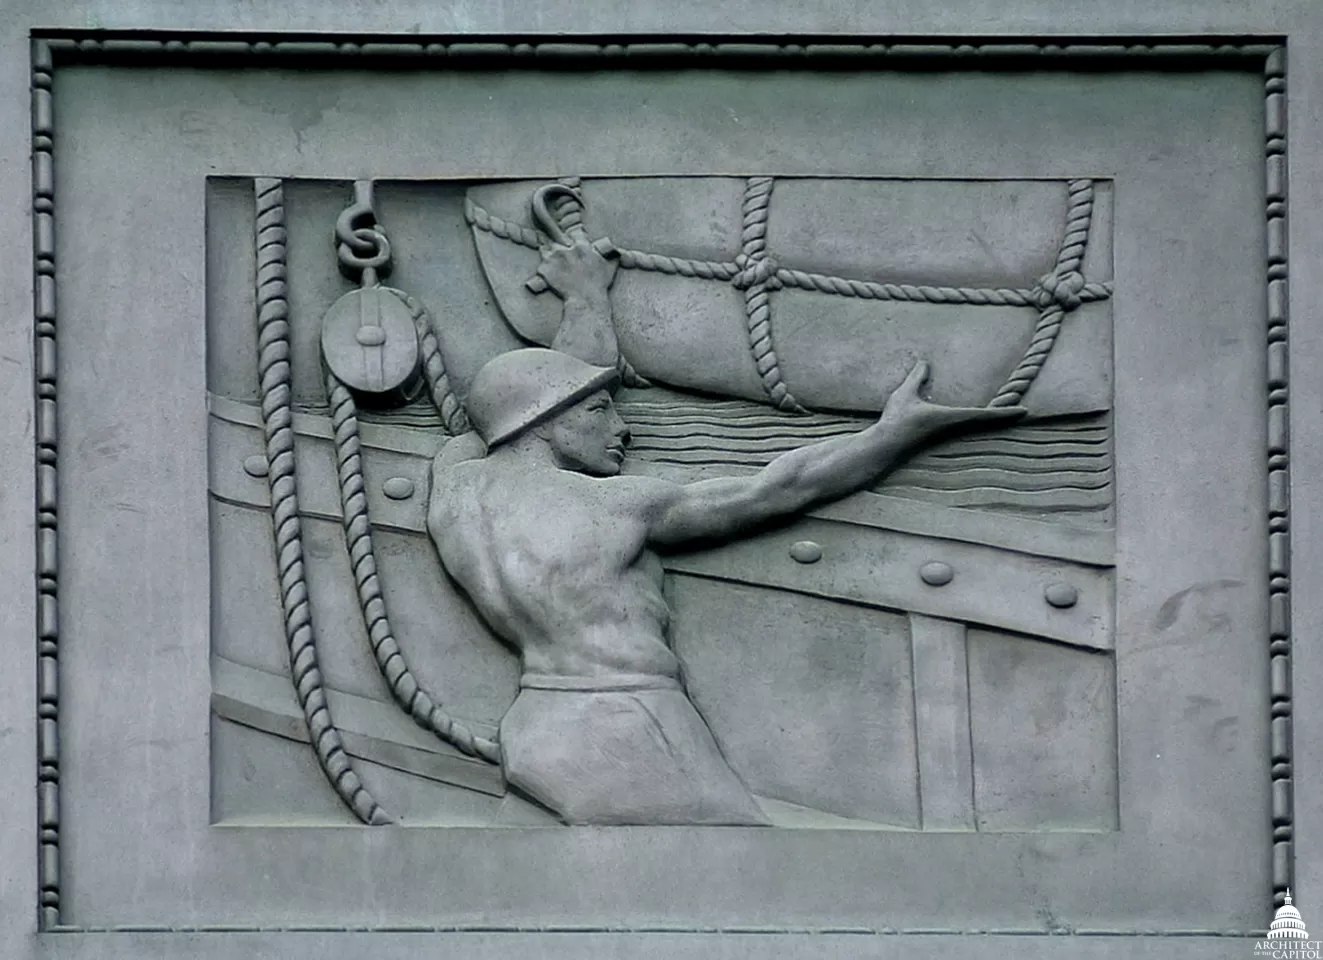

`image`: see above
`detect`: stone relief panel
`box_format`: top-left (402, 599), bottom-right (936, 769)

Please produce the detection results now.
top-left (206, 174), bottom-right (1115, 831)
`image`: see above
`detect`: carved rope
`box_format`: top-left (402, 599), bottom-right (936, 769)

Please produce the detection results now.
top-left (386, 288), bottom-right (471, 436)
top-left (467, 195), bottom-right (1112, 306)
top-left (615, 248), bottom-right (741, 281)
top-left (325, 370), bottom-right (501, 764)
top-left (464, 195), bottom-right (544, 249)
top-left (988, 179), bottom-right (1095, 408)
top-left (773, 269), bottom-right (1111, 306)
top-left (736, 176), bottom-right (805, 411)
top-left (466, 178), bottom-right (1111, 410)
top-left (253, 178), bottom-right (392, 826)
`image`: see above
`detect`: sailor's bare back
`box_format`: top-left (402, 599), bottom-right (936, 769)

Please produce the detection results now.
top-left (431, 444), bottom-right (680, 684)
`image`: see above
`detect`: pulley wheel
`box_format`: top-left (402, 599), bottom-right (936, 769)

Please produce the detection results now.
top-left (321, 286), bottom-right (420, 397)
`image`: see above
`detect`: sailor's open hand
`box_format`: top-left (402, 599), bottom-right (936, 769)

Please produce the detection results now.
top-left (536, 236), bottom-right (619, 302)
top-left (880, 361), bottom-right (1026, 439)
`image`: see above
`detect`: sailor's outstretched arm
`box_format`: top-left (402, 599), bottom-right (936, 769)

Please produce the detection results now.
top-left (644, 362), bottom-right (1024, 547)
top-left (539, 237), bottom-right (620, 368)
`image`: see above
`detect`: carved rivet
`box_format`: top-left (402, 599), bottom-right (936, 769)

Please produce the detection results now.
top-left (355, 324), bottom-right (387, 346)
top-left (1045, 582), bottom-right (1079, 608)
top-left (383, 477), bottom-right (416, 500)
top-left (919, 561), bottom-right (953, 586)
top-left (789, 540), bottom-right (822, 564)
top-left (243, 455), bottom-right (269, 478)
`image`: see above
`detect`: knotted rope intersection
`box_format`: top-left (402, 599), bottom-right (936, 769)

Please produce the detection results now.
top-left (466, 177), bottom-right (1111, 411)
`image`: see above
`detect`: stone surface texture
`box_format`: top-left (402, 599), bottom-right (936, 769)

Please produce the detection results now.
top-left (4, 2), bottom-right (1323, 959)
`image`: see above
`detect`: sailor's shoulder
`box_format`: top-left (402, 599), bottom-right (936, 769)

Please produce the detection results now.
top-left (430, 431), bottom-right (486, 471)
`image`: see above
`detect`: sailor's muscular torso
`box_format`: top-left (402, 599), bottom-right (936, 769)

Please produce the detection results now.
top-left (430, 457), bottom-right (679, 682)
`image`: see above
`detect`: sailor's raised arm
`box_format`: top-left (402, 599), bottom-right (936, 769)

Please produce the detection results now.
top-left (539, 237), bottom-right (620, 368)
top-left (643, 362), bottom-right (1024, 547)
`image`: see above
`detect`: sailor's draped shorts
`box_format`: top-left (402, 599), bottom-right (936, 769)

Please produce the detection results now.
top-left (499, 673), bottom-right (769, 826)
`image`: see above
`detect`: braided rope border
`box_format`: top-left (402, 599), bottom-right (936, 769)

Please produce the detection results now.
top-left (1264, 47), bottom-right (1293, 909)
top-left (29, 35), bottom-right (1292, 932)
top-left (32, 35), bottom-right (1285, 63)
top-left (31, 38), bottom-right (60, 932)
top-left (253, 179), bottom-right (391, 826)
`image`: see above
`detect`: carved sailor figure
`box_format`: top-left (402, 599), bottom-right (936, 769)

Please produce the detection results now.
top-left (425, 235), bottom-right (1024, 825)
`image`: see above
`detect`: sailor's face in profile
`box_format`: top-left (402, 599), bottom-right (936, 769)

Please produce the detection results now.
top-left (542, 390), bottom-right (630, 476)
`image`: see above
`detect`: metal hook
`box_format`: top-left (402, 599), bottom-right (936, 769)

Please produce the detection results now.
top-left (530, 182), bottom-right (584, 246)
top-left (525, 181), bottom-right (617, 295)
top-left (335, 181), bottom-right (392, 281)
top-left (336, 181), bottom-right (377, 250)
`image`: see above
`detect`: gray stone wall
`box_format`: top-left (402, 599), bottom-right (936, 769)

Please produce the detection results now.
top-left (4, 2), bottom-right (1323, 958)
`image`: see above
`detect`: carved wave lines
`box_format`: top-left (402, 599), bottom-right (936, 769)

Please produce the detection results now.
top-left (616, 396), bottom-right (1112, 516)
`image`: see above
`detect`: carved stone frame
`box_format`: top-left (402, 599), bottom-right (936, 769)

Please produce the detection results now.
top-left (27, 31), bottom-right (1292, 955)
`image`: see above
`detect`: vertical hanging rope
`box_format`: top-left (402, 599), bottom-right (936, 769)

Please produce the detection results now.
top-left (737, 177), bottom-right (804, 413)
top-left (989, 179), bottom-right (1094, 407)
top-left (325, 368), bottom-right (501, 764)
top-left (325, 180), bottom-right (498, 763)
top-left (253, 177), bottom-right (392, 825)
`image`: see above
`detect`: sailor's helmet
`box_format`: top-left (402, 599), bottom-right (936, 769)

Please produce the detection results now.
top-left (466, 348), bottom-right (619, 448)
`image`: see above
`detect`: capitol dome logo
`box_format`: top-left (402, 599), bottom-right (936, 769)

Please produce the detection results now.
top-left (1256, 891), bottom-right (1319, 958)
top-left (1271, 892), bottom-right (1310, 940)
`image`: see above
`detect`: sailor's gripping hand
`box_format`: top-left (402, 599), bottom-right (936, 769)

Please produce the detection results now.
top-left (880, 361), bottom-right (1027, 441)
top-left (536, 237), bottom-right (619, 303)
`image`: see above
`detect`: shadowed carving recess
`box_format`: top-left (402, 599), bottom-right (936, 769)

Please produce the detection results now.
top-left (212, 173), bottom-right (1122, 830)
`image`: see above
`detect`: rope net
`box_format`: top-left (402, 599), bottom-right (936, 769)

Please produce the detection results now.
top-left (466, 176), bottom-right (1112, 411)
